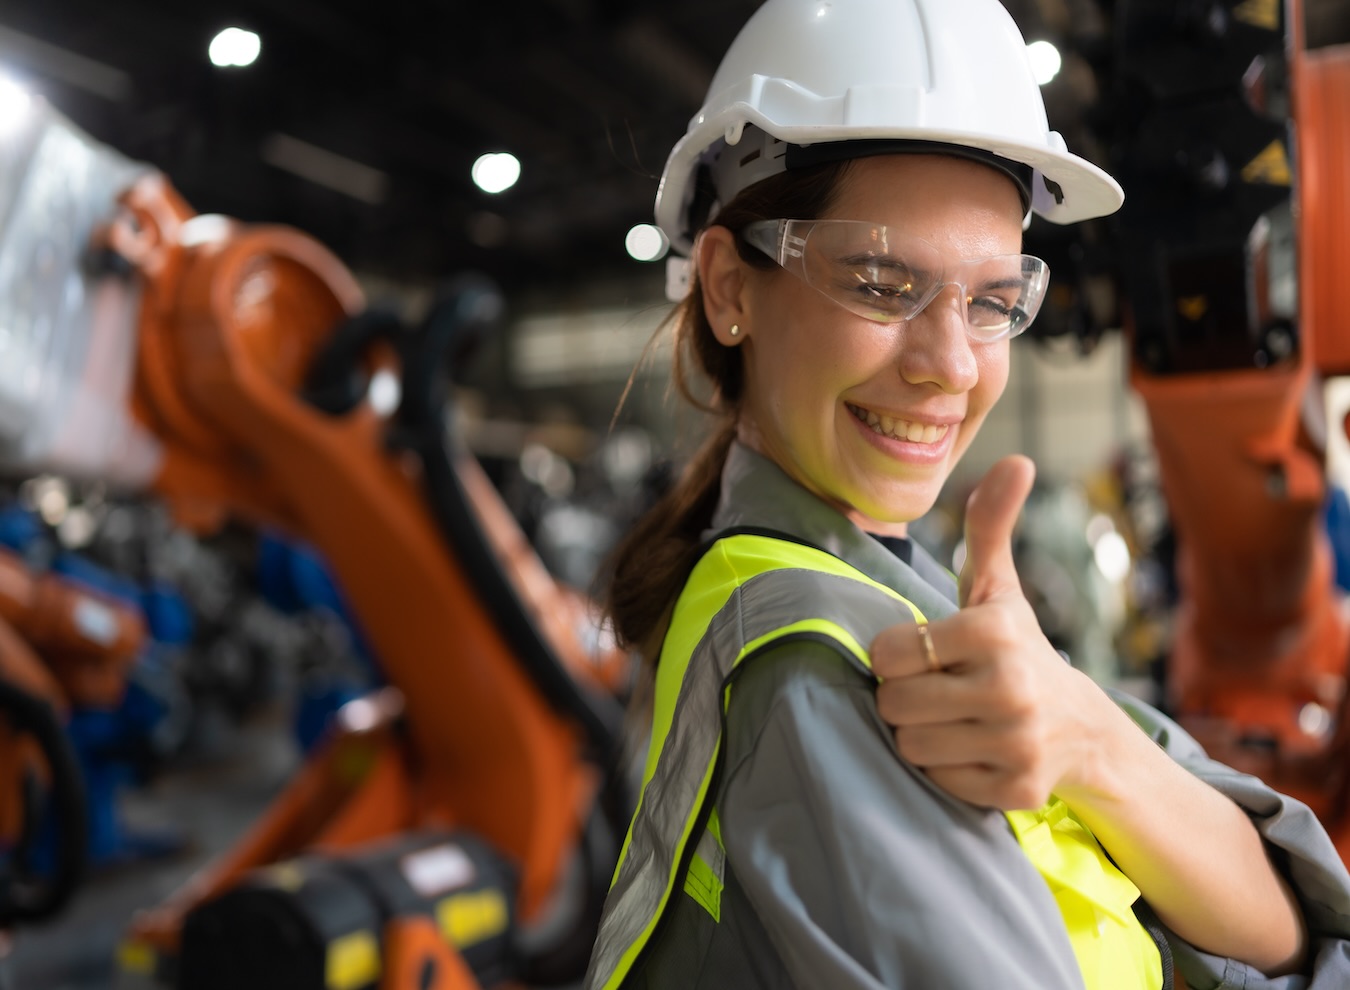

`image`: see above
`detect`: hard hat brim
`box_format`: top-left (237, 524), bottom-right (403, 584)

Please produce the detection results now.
top-left (656, 117), bottom-right (1124, 255)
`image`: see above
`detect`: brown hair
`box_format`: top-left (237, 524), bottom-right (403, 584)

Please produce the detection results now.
top-left (607, 160), bottom-right (855, 663)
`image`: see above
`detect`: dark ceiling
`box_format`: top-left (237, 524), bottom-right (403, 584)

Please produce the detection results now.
top-left (0, 0), bottom-right (1347, 294)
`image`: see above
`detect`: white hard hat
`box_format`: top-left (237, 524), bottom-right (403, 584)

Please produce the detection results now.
top-left (655, 0), bottom-right (1124, 256)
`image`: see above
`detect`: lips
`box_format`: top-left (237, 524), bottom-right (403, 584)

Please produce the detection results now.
top-left (846, 402), bottom-right (950, 445)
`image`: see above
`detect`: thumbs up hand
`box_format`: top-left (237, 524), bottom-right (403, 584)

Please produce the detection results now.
top-left (871, 455), bottom-right (1111, 811)
top-left (958, 453), bottom-right (1036, 610)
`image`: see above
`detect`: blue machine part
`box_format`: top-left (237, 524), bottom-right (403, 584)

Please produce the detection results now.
top-left (138, 583), bottom-right (196, 647)
top-left (256, 532), bottom-right (368, 647)
top-left (48, 551), bottom-right (142, 606)
top-left (256, 531), bottom-right (382, 750)
top-left (293, 679), bottom-right (367, 753)
top-left (0, 504), bottom-right (44, 553)
top-left (1326, 485), bottom-right (1350, 593)
top-left (0, 505), bottom-right (190, 869)
top-left (64, 676), bottom-right (182, 865)
top-left (24, 672), bottom-right (184, 876)
top-left (3, 510), bottom-right (383, 872)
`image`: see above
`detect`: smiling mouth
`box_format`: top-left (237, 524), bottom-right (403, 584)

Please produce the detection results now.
top-left (846, 403), bottom-right (951, 445)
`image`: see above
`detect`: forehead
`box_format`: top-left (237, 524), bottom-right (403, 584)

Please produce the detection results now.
top-left (824, 154), bottom-right (1026, 256)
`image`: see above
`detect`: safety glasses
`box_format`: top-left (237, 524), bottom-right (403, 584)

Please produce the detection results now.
top-left (740, 219), bottom-right (1050, 342)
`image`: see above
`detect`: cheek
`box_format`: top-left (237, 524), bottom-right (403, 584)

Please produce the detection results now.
top-left (972, 345), bottom-right (1011, 411)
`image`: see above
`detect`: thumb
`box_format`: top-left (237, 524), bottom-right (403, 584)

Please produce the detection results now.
top-left (959, 454), bottom-right (1036, 608)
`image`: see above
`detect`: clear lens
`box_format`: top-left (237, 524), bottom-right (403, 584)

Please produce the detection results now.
top-left (742, 219), bottom-right (1049, 341)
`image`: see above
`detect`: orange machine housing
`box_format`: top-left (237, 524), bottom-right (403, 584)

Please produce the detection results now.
top-left (0, 549), bottom-right (147, 924)
top-left (1132, 41), bottom-right (1350, 845)
top-left (110, 178), bottom-right (617, 979)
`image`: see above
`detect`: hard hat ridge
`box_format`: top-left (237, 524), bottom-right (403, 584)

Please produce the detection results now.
top-left (655, 0), bottom-right (1124, 255)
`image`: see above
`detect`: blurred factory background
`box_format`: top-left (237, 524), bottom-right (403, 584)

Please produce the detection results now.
top-left (0, 1), bottom-right (1347, 988)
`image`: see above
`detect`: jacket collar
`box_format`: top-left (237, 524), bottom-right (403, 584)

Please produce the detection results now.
top-left (708, 441), bottom-right (960, 620)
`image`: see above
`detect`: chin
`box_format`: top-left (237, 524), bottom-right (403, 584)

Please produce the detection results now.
top-left (847, 492), bottom-right (936, 532)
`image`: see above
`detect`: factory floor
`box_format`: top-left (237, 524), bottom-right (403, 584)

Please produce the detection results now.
top-left (3, 707), bottom-right (301, 990)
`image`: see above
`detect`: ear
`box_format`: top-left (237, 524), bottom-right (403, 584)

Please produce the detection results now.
top-left (696, 226), bottom-right (751, 346)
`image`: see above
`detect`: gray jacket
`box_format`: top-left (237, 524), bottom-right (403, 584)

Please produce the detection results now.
top-left (630, 442), bottom-right (1350, 989)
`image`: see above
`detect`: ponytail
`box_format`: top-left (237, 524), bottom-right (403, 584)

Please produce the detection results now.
top-left (605, 159), bottom-right (853, 666)
top-left (606, 416), bottom-right (737, 661)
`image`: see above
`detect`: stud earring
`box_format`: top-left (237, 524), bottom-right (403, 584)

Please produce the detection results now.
top-left (729, 324), bottom-right (741, 338)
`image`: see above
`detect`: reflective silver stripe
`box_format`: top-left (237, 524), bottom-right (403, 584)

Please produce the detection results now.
top-left (584, 565), bottom-right (914, 989)
top-left (692, 825), bottom-right (725, 886)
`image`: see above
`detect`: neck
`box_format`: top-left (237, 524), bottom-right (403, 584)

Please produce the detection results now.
top-left (734, 418), bottom-right (911, 539)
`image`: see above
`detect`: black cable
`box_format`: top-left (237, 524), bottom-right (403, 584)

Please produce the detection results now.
top-left (0, 679), bottom-right (88, 926)
top-left (303, 307), bottom-right (406, 415)
top-left (395, 275), bottom-right (623, 761)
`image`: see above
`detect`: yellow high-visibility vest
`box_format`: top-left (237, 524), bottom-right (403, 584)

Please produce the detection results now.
top-left (588, 532), bottom-right (1162, 990)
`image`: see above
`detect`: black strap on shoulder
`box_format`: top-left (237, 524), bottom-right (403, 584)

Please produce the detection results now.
top-left (1130, 899), bottom-right (1176, 990)
top-left (691, 525), bottom-right (838, 568)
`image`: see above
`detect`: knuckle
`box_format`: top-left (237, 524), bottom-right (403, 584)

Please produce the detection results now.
top-left (894, 726), bottom-right (926, 764)
top-left (929, 768), bottom-right (970, 803)
top-left (875, 685), bottom-right (905, 724)
top-left (1001, 778), bottom-right (1046, 811)
top-left (868, 631), bottom-right (903, 674)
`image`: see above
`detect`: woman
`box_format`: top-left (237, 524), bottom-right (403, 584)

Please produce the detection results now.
top-left (584, 1), bottom-right (1350, 987)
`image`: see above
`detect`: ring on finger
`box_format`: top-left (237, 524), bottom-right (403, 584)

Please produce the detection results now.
top-left (917, 622), bottom-right (942, 674)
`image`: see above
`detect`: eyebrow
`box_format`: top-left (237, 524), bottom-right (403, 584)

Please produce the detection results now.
top-left (974, 277), bottom-right (1027, 291)
top-left (835, 252), bottom-right (1029, 290)
top-left (837, 253), bottom-right (933, 282)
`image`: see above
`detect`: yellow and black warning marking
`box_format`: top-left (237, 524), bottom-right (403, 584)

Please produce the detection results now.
top-left (1232, 0), bottom-right (1279, 31)
top-left (1240, 140), bottom-right (1292, 186)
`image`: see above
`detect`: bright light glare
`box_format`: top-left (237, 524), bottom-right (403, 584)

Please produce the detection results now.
top-left (625, 224), bottom-right (668, 262)
top-left (1093, 531), bottom-right (1132, 583)
top-left (209, 28), bottom-right (261, 68)
top-left (0, 77), bottom-right (32, 135)
top-left (1027, 40), bottom-right (1062, 86)
top-left (368, 368), bottom-right (402, 417)
top-left (472, 153), bottom-right (521, 194)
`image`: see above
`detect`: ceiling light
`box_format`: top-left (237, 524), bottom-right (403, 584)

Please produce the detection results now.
top-left (625, 223), bottom-right (668, 262)
top-left (0, 75), bottom-right (31, 135)
top-left (1027, 40), bottom-right (1062, 86)
top-left (209, 28), bottom-right (261, 69)
top-left (472, 153), bottom-right (520, 194)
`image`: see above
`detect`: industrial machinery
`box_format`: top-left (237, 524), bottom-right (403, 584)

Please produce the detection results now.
top-left (1097, 0), bottom-right (1350, 847)
top-left (0, 94), bottom-right (632, 989)
top-left (0, 542), bottom-right (148, 927)
top-left (0, 0), bottom-right (1346, 985)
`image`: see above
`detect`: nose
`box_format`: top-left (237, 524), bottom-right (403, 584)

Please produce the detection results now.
top-left (897, 284), bottom-right (980, 394)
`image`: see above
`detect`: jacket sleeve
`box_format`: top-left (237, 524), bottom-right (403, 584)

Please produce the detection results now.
top-left (1107, 689), bottom-right (1350, 990)
top-left (716, 640), bottom-right (1088, 990)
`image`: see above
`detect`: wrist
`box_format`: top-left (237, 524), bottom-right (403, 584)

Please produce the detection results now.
top-left (1053, 674), bottom-right (1139, 813)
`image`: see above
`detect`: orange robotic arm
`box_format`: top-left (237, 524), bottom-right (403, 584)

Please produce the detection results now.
top-left (0, 539), bottom-right (148, 928)
top-left (1113, 3), bottom-right (1350, 849)
top-left (0, 95), bottom-right (627, 986)
top-left (102, 173), bottom-right (627, 978)
top-left (0, 618), bottom-right (86, 929)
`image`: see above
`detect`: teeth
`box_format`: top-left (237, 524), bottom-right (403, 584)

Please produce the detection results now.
top-left (848, 403), bottom-right (950, 445)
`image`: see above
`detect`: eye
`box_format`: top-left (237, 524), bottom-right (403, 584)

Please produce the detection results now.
top-left (969, 294), bottom-right (1015, 318)
top-left (844, 264), bottom-right (920, 308)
